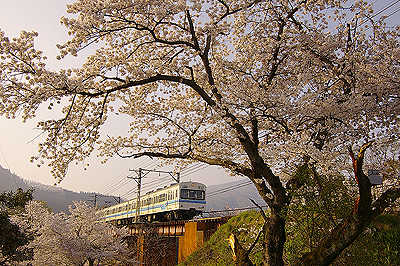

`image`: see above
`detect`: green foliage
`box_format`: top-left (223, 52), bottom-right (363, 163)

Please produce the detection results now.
top-left (333, 213), bottom-right (400, 266)
top-left (0, 188), bottom-right (34, 212)
top-left (0, 212), bottom-right (28, 259)
top-left (0, 188), bottom-right (33, 263)
top-left (178, 210), bottom-right (264, 266)
top-left (283, 169), bottom-right (357, 265)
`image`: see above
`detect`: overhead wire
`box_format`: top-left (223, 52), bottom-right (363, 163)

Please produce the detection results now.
top-left (180, 162), bottom-right (204, 174)
top-left (207, 180), bottom-right (254, 198)
top-left (97, 157), bottom-right (148, 194)
top-left (372, 0), bottom-right (400, 19)
top-left (97, 157), bottom-right (161, 196)
top-left (181, 163), bottom-right (210, 177)
top-left (0, 146), bottom-right (20, 188)
top-left (357, 0), bottom-right (400, 29)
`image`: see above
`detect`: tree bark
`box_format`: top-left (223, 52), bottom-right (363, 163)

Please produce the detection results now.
top-left (262, 212), bottom-right (286, 266)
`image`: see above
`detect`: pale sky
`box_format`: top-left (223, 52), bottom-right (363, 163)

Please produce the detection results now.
top-left (0, 0), bottom-right (243, 197)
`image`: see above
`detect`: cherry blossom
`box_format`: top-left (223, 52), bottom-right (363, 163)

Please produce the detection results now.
top-left (11, 201), bottom-right (136, 266)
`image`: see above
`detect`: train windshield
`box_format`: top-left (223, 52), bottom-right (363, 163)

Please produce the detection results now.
top-left (180, 189), bottom-right (205, 200)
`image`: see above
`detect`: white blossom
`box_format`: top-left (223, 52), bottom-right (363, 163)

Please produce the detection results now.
top-left (11, 201), bottom-right (137, 266)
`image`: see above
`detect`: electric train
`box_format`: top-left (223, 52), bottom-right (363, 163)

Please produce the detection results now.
top-left (102, 181), bottom-right (206, 224)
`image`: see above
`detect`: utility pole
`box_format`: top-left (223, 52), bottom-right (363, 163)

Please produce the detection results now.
top-left (128, 168), bottom-right (180, 223)
top-left (88, 194), bottom-right (120, 208)
top-left (88, 194), bottom-right (99, 207)
top-left (128, 168), bottom-right (147, 223)
top-left (127, 168), bottom-right (180, 264)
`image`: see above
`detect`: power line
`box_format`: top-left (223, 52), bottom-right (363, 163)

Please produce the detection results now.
top-left (99, 159), bottom-right (149, 191)
top-left (203, 205), bottom-right (268, 214)
top-left (181, 163), bottom-right (210, 177)
top-left (372, 0), bottom-right (400, 19)
top-left (0, 146), bottom-right (20, 188)
top-left (207, 180), bottom-right (254, 198)
top-left (97, 157), bottom-right (159, 196)
top-left (358, 0), bottom-right (400, 27)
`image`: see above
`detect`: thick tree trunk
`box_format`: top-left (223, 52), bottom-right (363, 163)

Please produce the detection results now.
top-left (262, 212), bottom-right (286, 266)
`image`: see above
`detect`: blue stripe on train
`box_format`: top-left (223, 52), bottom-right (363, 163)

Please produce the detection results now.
top-left (104, 199), bottom-right (205, 220)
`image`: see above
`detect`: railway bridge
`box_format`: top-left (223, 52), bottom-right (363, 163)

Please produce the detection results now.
top-left (127, 216), bottom-right (230, 266)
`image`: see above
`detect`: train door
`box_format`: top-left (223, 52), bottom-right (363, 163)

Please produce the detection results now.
top-left (167, 191), bottom-right (172, 210)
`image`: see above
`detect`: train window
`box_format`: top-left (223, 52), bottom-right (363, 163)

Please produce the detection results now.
top-left (180, 189), bottom-right (205, 200)
top-left (159, 193), bottom-right (166, 202)
top-left (147, 198), bottom-right (152, 205)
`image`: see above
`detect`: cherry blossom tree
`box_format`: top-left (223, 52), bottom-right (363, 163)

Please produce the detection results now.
top-left (0, 188), bottom-right (33, 265)
top-left (11, 201), bottom-right (136, 266)
top-left (1, 0), bottom-right (400, 265)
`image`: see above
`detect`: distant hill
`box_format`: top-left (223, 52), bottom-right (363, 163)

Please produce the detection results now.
top-left (0, 165), bottom-right (116, 213)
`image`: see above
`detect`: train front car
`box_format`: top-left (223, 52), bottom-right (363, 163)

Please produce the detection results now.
top-left (177, 182), bottom-right (206, 220)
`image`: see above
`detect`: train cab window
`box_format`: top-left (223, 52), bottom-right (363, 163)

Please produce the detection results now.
top-left (180, 189), bottom-right (205, 200)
